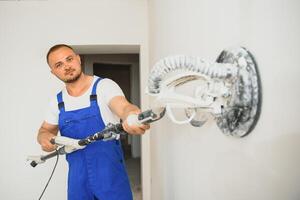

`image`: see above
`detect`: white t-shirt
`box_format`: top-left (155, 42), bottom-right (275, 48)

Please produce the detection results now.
top-left (45, 76), bottom-right (124, 125)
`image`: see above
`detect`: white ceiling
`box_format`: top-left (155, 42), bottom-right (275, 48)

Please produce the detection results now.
top-left (72, 44), bottom-right (140, 55)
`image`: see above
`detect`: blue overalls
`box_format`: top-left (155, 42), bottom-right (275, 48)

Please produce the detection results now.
top-left (57, 77), bottom-right (133, 200)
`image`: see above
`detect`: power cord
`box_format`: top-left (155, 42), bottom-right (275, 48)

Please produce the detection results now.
top-left (38, 149), bottom-right (59, 200)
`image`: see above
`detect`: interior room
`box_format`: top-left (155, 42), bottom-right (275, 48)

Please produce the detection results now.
top-left (0, 0), bottom-right (299, 200)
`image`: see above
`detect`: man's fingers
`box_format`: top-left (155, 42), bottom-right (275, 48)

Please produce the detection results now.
top-left (123, 122), bottom-right (145, 135)
top-left (140, 124), bottom-right (150, 130)
top-left (41, 141), bottom-right (57, 152)
top-left (122, 116), bottom-right (151, 135)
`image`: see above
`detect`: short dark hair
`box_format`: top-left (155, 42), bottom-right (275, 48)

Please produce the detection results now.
top-left (46, 44), bottom-right (75, 64)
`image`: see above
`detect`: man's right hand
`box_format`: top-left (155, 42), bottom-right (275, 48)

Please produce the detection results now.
top-left (37, 121), bottom-right (59, 152)
top-left (39, 133), bottom-right (57, 152)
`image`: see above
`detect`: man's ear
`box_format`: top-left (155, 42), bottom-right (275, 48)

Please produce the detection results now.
top-left (77, 54), bottom-right (81, 64)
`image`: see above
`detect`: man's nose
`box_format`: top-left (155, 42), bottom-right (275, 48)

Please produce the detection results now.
top-left (63, 63), bottom-right (71, 69)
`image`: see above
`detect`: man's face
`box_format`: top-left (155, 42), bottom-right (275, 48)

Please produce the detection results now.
top-left (48, 47), bottom-right (82, 83)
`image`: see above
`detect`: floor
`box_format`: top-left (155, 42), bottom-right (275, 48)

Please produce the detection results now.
top-left (123, 141), bottom-right (142, 200)
top-left (125, 157), bottom-right (142, 200)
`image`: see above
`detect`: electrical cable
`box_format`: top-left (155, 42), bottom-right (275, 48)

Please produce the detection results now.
top-left (38, 149), bottom-right (59, 200)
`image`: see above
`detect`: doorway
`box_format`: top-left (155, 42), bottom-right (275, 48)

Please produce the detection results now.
top-left (93, 63), bottom-right (131, 102)
top-left (81, 53), bottom-right (142, 199)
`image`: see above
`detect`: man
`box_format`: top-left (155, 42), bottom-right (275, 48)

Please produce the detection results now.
top-left (37, 44), bottom-right (149, 200)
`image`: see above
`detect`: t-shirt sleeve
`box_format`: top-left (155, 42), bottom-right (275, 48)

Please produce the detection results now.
top-left (98, 78), bottom-right (125, 105)
top-left (44, 97), bottom-right (59, 125)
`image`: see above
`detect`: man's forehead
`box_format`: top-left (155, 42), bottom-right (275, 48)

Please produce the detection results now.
top-left (49, 47), bottom-right (75, 63)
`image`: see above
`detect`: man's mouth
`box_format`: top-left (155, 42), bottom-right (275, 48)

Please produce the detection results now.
top-left (65, 69), bottom-right (75, 75)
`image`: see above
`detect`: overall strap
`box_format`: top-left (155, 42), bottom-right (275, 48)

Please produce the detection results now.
top-left (56, 91), bottom-right (65, 113)
top-left (90, 77), bottom-right (102, 107)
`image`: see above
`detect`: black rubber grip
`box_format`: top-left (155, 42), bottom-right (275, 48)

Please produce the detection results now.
top-left (138, 110), bottom-right (151, 120)
top-left (78, 140), bottom-right (89, 146)
top-left (30, 161), bottom-right (37, 168)
top-left (50, 138), bottom-right (55, 145)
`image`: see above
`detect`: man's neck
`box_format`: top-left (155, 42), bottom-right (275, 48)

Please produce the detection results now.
top-left (65, 74), bottom-right (93, 97)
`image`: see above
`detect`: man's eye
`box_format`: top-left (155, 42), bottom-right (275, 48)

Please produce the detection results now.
top-left (55, 63), bottom-right (62, 68)
top-left (67, 57), bottom-right (74, 62)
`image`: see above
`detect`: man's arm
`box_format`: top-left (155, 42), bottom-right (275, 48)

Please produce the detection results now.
top-left (109, 96), bottom-right (150, 135)
top-left (37, 121), bottom-right (59, 152)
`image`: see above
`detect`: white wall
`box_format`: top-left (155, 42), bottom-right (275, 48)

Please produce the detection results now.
top-left (148, 0), bottom-right (300, 200)
top-left (0, 1), bottom-right (148, 199)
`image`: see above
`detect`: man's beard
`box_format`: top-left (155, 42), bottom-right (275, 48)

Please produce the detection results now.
top-left (59, 68), bottom-right (82, 83)
top-left (64, 72), bottom-right (82, 83)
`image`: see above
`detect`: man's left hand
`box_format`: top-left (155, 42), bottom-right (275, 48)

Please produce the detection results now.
top-left (122, 112), bottom-right (150, 135)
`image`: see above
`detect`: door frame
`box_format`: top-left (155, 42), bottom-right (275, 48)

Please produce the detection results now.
top-left (73, 44), bottom-right (151, 200)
